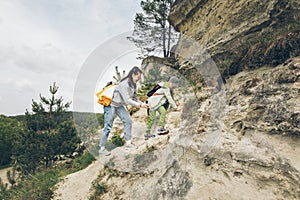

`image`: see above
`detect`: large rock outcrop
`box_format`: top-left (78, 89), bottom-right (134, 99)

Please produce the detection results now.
top-left (169, 0), bottom-right (300, 77)
top-left (89, 57), bottom-right (300, 200)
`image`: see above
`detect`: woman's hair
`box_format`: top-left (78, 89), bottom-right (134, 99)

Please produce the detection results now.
top-left (121, 66), bottom-right (142, 89)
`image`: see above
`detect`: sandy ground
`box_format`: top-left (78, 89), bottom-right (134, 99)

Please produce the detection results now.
top-left (52, 159), bottom-right (105, 200)
top-left (0, 167), bottom-right (11, 186)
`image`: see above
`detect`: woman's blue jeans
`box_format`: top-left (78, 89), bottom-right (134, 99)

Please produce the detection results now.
top-left (100, 105), bottom-right (132, 148)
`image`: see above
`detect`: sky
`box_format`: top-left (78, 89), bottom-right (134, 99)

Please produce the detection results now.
top-left (0, 0), bottom-right (142, 116)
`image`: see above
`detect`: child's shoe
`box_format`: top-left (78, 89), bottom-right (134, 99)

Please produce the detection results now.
top-left (144, 133), bottom-right (156, 140)
top-left (157, 128), bottom-right (169, 135)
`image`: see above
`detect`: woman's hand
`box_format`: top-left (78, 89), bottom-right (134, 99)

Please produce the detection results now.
top-left (140, 103), bottom-right (149, 109)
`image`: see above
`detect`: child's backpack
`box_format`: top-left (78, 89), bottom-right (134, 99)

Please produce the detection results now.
top-left (96, 82), bottom-right (117, 106)
top-left (147, 84), bottom-right (161, 97)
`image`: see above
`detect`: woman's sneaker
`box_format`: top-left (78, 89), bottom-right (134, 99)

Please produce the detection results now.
top-left (157, 128), bottom-right (169, 135)
top-left (99, 148), bottom-right (111, 156)
top-left (125, 143), bottom-right (137, 150)
top-left (144, 133), bottom-right (156, 140)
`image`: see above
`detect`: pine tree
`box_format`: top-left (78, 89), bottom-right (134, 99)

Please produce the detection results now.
top-left (128, 0), bottom-right (179, 59)
top-left (12, 82), bottom-right (80, 174)
top-left (12, 129), bottom-right (42, 175)
top-left (0, 115), bottom-right (20, 167)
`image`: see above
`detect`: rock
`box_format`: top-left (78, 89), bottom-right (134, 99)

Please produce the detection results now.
top-left (169, 0), bottom-right (300, 78)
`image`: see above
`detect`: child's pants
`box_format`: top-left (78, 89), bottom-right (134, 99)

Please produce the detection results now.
top-left (146, 106), bottom-right (166, 133)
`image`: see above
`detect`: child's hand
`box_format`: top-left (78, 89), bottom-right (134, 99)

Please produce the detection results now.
top-left (176, 106), bottom-right (182, 111)
top-left (176, 102), bottom-right (180, 106)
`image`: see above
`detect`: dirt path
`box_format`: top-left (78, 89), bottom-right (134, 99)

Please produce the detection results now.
top-left (52, 159), bottom-right (105, 200)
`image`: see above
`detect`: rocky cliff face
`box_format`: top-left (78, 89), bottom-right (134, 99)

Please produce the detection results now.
top-left (87, 1), bottom-right (300, 199)
top-left (169, 0), bottom-right (300, 77)
top-left (90, 58), bottom-right (300, 200)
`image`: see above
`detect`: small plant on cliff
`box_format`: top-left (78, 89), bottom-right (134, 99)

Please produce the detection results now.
top-left (110, 134), bottom-right (125, 147)
top-left (113, 66), bottom-right (126, 82)
top-left (89, 183), bottom-right (108, 200)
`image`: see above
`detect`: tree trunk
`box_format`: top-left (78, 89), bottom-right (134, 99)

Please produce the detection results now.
top-left (162, 27), bottom-right (167, 57)
top-left (167, 23), bottom-right (172, 57)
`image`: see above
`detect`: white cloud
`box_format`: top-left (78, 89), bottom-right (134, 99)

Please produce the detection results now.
top-left (0, 0), bottom-right (141, 116)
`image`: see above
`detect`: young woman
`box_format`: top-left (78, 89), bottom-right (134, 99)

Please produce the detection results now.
top-left (99, 66), bottom-right (148, 156)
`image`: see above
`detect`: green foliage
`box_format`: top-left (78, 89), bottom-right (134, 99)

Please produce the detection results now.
top-left (12, 129), bottom-right (43, 175)
top-left (110, 134), bottom-right (125, 147)
top-left (89, 159), bottom-right (122, 200)
top-left (128, 0), bottom-right (179, 59)
top-left (96, 113), bottom-right (104, 127)
top-left (55, 119), bottom-right (81, 157)
top-left (89, 183), bottom-right (108, 200)
top-left (103, 160), bottom-right (120, 179)
top-left (0, 115), bottom-right (23, 167)
top-left (5, 150), bottom-right (94, 200)
top-left (12, 82), bottom-right (81, 175)
top-left (104, 158), bottom-right (115, 169)
top-left (0, 82), bottom-right (100, 199)
top-left (71, 151), bottom-right (96, 170)
top-left (73, 112), bottom-right (104, 151)
top-left (0, 168), bottom-right (59, 200)
top-left (89, 169), bottom-right (109, 200)
top-left (26, 82), bottom-right (71, 132)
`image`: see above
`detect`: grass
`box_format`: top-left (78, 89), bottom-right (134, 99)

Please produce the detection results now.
top-left (3, 151), bottom-right (95, 200)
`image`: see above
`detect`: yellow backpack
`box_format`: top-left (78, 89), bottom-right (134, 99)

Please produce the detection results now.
top-left (96, 84), bottom-right (117, 106)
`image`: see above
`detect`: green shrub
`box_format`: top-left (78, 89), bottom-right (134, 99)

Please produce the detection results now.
top-left (72, 151), bottom-right (96, 170)
top-left (111, 134), bottom-right (124, 146)
top-left (89, 183), bottom-right (107, 200)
